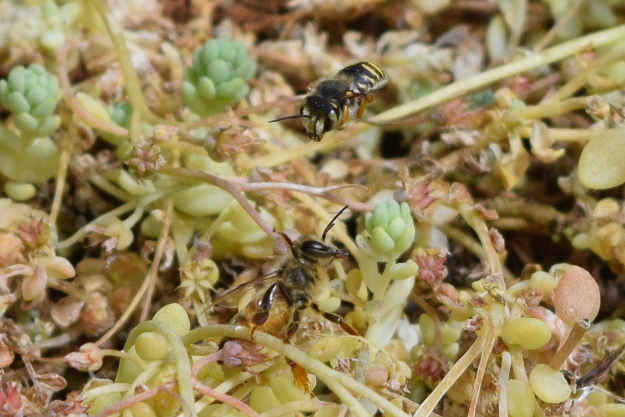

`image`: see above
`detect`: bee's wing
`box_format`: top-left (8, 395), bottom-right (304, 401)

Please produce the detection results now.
top-left (210, 270), bottom-right (281, 309)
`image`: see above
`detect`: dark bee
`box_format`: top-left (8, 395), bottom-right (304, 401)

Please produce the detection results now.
top-left (225, 208), bottom-right (352, 340)
top-left (270, 62), bottom-right (388, 141)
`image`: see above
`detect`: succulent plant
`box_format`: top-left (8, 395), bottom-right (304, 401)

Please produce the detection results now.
top-left (0, 64), bottom-right (61, 138)
top-left (181, 38), bottom-right (257, 116)
top-left (0, 65), bottom-right (62, 200)
top-left (358, 200), bottom-right (416, 262)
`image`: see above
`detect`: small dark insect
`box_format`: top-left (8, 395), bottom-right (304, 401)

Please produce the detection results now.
top-left (223, 207), bottom-right (353, 340)
top-left (270, 62), bottom-right (388, 141)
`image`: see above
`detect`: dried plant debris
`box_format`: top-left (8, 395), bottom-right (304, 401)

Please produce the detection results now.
top-left (2, 0), bottom-right (625, 416)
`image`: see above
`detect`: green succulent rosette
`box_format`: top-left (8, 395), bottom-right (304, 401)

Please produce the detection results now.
top-left (358, 200), bottom-right (416, 262)
top-left (357, 200), bottom-right (418, 346)
top-left (181, 38), bottom-right (257, 116)
top-left (0, 64), bottom-right (61, 138)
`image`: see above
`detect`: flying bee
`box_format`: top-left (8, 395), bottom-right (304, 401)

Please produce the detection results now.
top-left (270, 62), bottom-right (388, 141)
top-left (219, 208), bottom-right (353, 340)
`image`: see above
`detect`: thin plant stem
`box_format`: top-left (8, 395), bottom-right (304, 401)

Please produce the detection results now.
top-left (499, 97), bottom-right (587, 127)
top-left (458, 202), bottom-right (503, 282)
top-left (509, 346), bottom-right (528, 382)
top-left (468, 310), bottom-right (496, 417)
top-left (239, 182), bottom-right (374, 213)
top-left (243, 124), bottom-right (370, 169)
top-left (49, 145), bottom-right (71, 226)
top-left (498, 351), bottom-right (512, 417)
top-left (194, 370), bottom-right (255, 415)
top-left (546, 49), bottom-right (625, 102)
top-left (91, 381), bottom-right (179, 417)
top-left (157, 165), bottom-right (281, 244)
top-left (370, 24), bottom-right (625, 124)
top-left (191, 352), bottom-right (261, 417)
top-left (516, 127), bottom-right (594, 142)
top-left (533, 0), bottom-right (585, 52)
top-left (548, 321), bottom-right (588, 370)
top-left (91, 0), bottom-right (166, 135)
top-left (88, 172), bottom-right (137, 202)
top-left (56, 41), bottom-right (129, 138)
top-left (55, 200), bottom-right (138, 249)
top-left (79, 382), bottom-right (130, 403)
top-left (140, 197), bottom-right (174, 322)
top-left (439, 225), bottom-right (488, 262)
top-left (54, 189), bottom-right (173, 250)
top-left (413, 334), bottom-right (486, 417)
top-left (95, 198), bottom-right (171, 345)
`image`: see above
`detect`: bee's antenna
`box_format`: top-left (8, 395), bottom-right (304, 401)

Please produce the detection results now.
top-left (279, 231), bottom-right (298, 255)
top-left (322, 206), bottom-right (349, 241)
top-left (268, 114), bottom-right (310, 123)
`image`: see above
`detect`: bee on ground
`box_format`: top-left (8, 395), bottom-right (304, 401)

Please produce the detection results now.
top-left (219, 208), bottom-right (353, 340)
top-left (270, 62), bottom-right (388, 141)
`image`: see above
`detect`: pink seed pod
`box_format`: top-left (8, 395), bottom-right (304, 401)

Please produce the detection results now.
top-left (553, 266), bottom-right (600, 326)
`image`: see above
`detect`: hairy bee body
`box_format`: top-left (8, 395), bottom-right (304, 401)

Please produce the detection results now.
top-left (234, 236), bottom-right (348, 340)
top-left (301, 62), bottom-right (387, 141)
top-left (270, 62), bottom-right (387, 141)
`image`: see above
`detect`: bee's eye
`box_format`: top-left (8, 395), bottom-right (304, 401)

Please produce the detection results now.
top-left (300, 240), bottom-right (337, 257)
top-left (323, 115), bottom-right (336, 132)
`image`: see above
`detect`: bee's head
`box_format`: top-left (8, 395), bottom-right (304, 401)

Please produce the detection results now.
top-left (268, 95), bottom-right (341, 142)
top-left (300, 95), bottom-right (341, 142)
top-left (298, 239), bottom-right (348, 263)
top-left (280, 206), bottom-right (350, 265)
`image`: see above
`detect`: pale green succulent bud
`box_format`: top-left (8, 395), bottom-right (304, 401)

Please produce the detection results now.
top-left (0, 64), bottom-right (61, 137)
top-left (181, 38), bottom-right (256, 116)
top-left (358, 201), bottom-right (415, 261)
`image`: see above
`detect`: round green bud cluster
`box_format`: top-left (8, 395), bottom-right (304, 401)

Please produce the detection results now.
top-left (0, 64), bottom-right (61, 138)
top-left (358, 201), bottom-right (416, 262)
top-left (181, 38), bottom-right (257, 116)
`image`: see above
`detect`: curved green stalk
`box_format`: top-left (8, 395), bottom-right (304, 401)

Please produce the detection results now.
top-left (370, 24), bottom-right (625, 124)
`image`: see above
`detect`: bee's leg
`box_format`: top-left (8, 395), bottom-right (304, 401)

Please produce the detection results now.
top-left (312, 303), bottom-right (360, 336)
top-left (356, 94), bottom-right (375, 119)
top-left (252, 282), bottom-right (285, 327)
top-left (321, 311), bottom-right (344, 324)
top-left (285, 309), bottom-right (301, 339)
top-left (336, 103), bottom-right (350, 130)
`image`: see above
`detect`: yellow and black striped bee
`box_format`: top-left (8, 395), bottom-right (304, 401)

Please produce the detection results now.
top-left (270, 62), bottom-right (388, 141)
